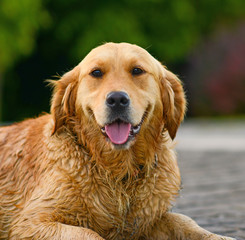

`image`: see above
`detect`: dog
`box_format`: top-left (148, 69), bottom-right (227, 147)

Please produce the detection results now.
top-left (0, 43), bottom-right (234, 239)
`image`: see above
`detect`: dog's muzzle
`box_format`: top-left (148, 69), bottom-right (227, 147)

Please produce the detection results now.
top-left (100, 91), bottom-right (144, 146)
top-left (106, 91), bottom-right (130, 111)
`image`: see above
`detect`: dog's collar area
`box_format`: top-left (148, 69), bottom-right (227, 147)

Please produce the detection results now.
top-left (154, 153), bottom-right (158, 168)
top-left (138, 153), bottom-right (158, 170)
top-left (129, 153), bottom-right (159, 180)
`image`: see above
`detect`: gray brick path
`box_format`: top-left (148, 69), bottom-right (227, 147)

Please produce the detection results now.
top-left (174, 120), bottom-right (245, 240)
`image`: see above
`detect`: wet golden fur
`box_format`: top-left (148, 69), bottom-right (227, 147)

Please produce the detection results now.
top-left (0, 43), bottom-right (234, 239)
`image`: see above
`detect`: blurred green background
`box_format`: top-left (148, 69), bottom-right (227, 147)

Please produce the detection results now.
top-left (0, 0), bottom-right (245, 122)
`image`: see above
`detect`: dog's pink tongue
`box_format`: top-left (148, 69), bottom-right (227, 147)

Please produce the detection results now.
top-left (105, 122), bottom-right (131, 145)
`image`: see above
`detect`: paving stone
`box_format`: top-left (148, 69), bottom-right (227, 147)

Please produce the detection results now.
top-left (173, 122), bottom-right (245, 240)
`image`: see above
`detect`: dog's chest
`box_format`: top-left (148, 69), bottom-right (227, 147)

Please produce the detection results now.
top-left (57, 145), bottom-right (177, 238)
top-left (79, 172), bottom-right (166, 239)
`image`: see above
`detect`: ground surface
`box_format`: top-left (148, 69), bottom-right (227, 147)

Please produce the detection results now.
top-left (174, 120), bottom-right (245, 240)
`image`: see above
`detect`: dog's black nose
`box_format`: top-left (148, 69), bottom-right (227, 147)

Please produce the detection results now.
top-left (106, 91), bottom-right (130, 109)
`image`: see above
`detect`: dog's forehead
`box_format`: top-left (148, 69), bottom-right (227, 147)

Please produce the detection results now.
top-left (81, 42), bottom-right (155, 67)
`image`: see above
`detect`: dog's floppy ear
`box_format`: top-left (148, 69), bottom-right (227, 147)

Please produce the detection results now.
top-left (160, 66), bottom-right (186, 139)
top-left (50, 66), bottom-right (79, 134)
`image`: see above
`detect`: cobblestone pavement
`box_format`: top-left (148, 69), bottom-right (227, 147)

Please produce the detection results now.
top-left (173, 120), bottom-right (245, 240)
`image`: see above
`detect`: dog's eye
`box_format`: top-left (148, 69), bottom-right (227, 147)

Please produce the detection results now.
top-left (132, 67), bottom-right (144, 76)
top-left (90, 69), bottom-right (103, 78)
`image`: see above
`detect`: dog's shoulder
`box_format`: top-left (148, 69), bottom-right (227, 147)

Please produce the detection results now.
top-left (0, 115), bottom-right (51, 167)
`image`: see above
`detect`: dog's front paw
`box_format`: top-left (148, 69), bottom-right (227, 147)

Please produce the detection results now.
top-left (204, 233), bottom-right (236, 240)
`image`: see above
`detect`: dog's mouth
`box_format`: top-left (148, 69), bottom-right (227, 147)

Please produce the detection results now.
top-left (101, 116), bottom-right (145, 145)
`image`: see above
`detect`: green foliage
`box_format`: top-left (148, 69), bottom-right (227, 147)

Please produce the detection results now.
top-left (0, 0), bottom-right (50, 72)
top-left (1, 0), bottom-right (245, 121)
top-left (42, 0), bottom-right (245, 64)
top-left (1, 0), bottom-right (245, 71)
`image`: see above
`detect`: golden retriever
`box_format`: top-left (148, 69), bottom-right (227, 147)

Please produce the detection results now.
top-left (0, 43), bottom-right (234, 239)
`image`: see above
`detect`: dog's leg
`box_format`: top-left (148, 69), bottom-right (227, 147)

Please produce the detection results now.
top-left (148, 212), bottom-right (235, 240)
top-left (9, 222), bottom-right (104, 240)
top-left (58, 223), bottom-right (105, 240)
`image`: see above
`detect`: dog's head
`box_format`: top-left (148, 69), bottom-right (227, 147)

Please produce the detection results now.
top-left (51, 43), bottom-right (186, 149)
